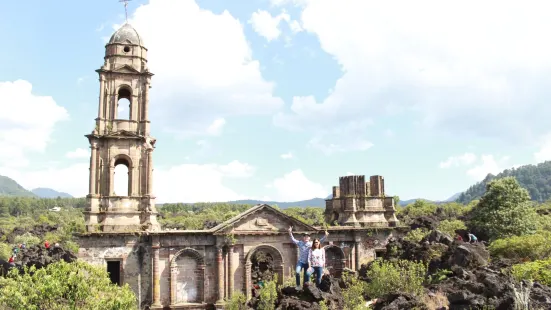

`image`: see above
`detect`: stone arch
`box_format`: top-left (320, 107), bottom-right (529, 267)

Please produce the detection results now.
top-left (323, 245), bottom-right (346, 277)
top-left (244, 244), bottom-right (284, 300)
top-left (170, 248), bottom-right (205, 305)
top-left (109, 154), bottom-right (133, 196)
top-left (116, 85), bottom-right (132, 120)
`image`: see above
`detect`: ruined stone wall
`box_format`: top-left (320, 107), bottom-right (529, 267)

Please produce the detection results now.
top-left (157, 234), bottom-right (217, 305)
top-left (78, 234), bottom-right (152, 309)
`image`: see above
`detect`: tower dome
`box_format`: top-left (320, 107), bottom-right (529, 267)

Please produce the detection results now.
top-left (108, 23), bottom-right (143, 46)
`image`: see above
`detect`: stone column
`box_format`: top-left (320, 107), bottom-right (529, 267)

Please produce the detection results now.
top-left (216, 246), bottom-right (224, 302)
top-left (98, 76), bottom-right (105, 119)
top-left (170, 265), bottom-right (177, 305)
top-left (89, 143), bottom-right (98, 195)
top-left (147, 150), bottom-right (154, 195)
top-left (109, 165), bottom-right (115, 195)
top-left (143, 83), bottom-right (149, 121)
top-left (245, 261), bottom-right (252, 300)
top-left (152, 242), bottom-right (161, 306)
top-left (354, 242), bottom-right (360, 271)
top-left (228, 245), bottom-right (235, 298)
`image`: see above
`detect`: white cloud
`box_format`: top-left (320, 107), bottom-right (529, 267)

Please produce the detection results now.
top-left (466, 155), bottom-right (510, 181)
top-left (288, 20), bottom-right (303, 33)
top-left (439, 153), bottom-right (477, 168)
top-left (206, 118), bottom-right (226, 136)
top-left (217, 160), bottom-right (256, 178)
top-left (249, 10), bottom-right (291, 41)
top-left (280, 152), bottom-right (293, 159)
top-left (274, 1), bottom-right (551, 143)
top-left (534, 133), bottom-right (551, 163)
top-left (267, 169), bottom-right (327, 201)
top-left (126, 0), bottom-right (283, 138)
top-left (2, 160), bottom-right (256, 203)
top-left (304, 119), bottom-right (374, 155)
top-left (270, 0), bottom-right (310, 7)
top-left (0, 163), bottom-right (88, 197)
top-left (65, 148), bottom-right (90, 159)
top-left (155, 161), bottom-right (256, 202)
top-left (0, 80), bottom-right (69, 169)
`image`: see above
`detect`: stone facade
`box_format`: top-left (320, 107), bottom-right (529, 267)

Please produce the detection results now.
top-left (77, 23), bottom-right (404, 310)
top-left (325, 175), bottom-right (399, 227)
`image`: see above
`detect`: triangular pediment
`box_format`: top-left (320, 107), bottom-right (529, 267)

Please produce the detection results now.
top-left (210, 204), bottom-right (317, 235)
top-left (112, 64), bottom-right (141, 74)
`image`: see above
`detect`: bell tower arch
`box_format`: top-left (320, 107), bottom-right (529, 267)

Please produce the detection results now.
top-left (85, 23), bottom-right (160, 232)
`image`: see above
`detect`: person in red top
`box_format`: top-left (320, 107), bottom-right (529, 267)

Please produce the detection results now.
top-left (44, 240), bottom-right (50, 249)
top-left (8, 256), bottom-right (14, 264)
top-left (456, 234), bottom-right (463, 242)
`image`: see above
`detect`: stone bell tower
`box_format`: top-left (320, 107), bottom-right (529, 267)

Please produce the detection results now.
top-left (84, 23), bottom-right (160, 232)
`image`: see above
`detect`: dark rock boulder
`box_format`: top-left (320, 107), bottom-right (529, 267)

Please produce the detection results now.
top-left (271, 275), bottom-right (344, 310)
top-left (409, 216), bottom-right (439, 231)
top-left (6, 224), bottom-right (59, 243)
top-left (422, 230), bottom-right (453, 246)
top-left (441, 243), bottom-right (489, 270)
top-left (372, 293), bottom-right (428, 310)
top-left (13, 245), bottom-right (76, 271)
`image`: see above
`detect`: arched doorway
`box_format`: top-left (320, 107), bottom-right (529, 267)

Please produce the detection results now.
top-left (170, 248), bottom-right (205, 305)
top-left (323, 245), bottom-right (346, 277)
top-left (244, 245), bottom-right (284, 300)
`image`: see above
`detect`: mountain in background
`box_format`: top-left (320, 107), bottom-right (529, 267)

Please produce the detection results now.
top-left (227, 197), bottom-right (327, 209)
top-left (397, 192), bottom-right (460, 206)
top-left (31, 188), bottom-right (73, 198)
top-left (456, 161), bottom-right (551, 204)
top-left (0, 175), bottom-right (36, 197)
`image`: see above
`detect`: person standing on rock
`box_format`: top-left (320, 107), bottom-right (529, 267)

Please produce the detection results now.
top-left (44, 240), bottom-right (50, 249)
top-left (288, 226), bottom-right (329, 290)
top-left (468, 233), bottom-right (478, 243)
top-left (308, 238), bottom-right (325, 288)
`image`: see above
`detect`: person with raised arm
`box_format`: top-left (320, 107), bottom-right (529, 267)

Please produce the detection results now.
top-left (288, 226), bottom-right (329, 290)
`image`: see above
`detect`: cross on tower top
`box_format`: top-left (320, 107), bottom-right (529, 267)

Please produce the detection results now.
top-left (119, 0), bottom-right (132, 23)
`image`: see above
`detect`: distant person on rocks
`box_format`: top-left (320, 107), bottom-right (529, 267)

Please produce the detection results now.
top-left (468, 233), bottom-right (478, 243)
top-left (21, 243), bottom-right (26, 249)
top-left (456, 234), bottom-right (463, 242)
top-left (308, 238), bottom-right (325, 288)
top-left (44, 240), bottom-right (50, 249)
top-left (8, 256), bottom-right (14, 264)
top-left (54, 243), bottom-right (60, 248)
top-left (288, 226), bottom-right (329, 290)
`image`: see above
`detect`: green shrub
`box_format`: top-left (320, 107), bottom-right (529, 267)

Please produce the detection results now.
top-left (471, 177), bottom-right (538, 240)
top-left (0, 243), bottom-right (12, 261)
top-left (537, 215), bottom-right (551, 231)
top-left (14, 233), bottom-right (40, 247)
top-left (225, 291), bottom-right (247, 310)
top-left (0, 260), bottom-right (136, 309)
top-left (489, 231), bottom-right (551, 261)
top-left (437, 219), bottom-right (467, 237)
top-left (341, 274), bottom-right (369, 310)
top-left (365, 259), bottom-right (427, 298)
top-left (511, 258), bottom-right (551, 286)
top-left (257, 275), bottom-right (278, 310)
top-left (403, 228), bottom-right (429, 243)
top-left (63, 240), bottom-right (80, 254)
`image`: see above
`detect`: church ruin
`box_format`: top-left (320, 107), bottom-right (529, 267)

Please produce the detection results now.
top-left (77, 23), bottom-right (403, 310)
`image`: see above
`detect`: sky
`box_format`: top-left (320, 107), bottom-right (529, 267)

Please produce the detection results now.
top-left (2, 0), bottom-right (551, 203)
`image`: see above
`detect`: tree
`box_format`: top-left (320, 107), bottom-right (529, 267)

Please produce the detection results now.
top-left (471, 177), bottom-right (538, 240)
top-left (0, 260), bottom-right (136, 310)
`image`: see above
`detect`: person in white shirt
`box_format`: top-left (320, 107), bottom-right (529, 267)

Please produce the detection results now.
top-left (307, 239), bottom-right (325, 287)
